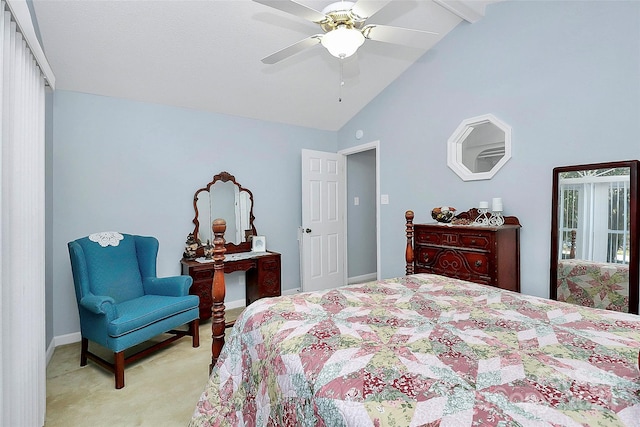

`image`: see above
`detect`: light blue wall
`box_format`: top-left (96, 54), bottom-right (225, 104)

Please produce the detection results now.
top-left (51, 0), bottom-right (640, 338)
top-left (52, 91), bottom-right (336, 336)
top-left (338, 0), bottom-right (640, 298)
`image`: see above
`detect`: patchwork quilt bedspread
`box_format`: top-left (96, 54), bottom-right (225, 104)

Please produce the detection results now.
top-left (190, 273), bottom-right (640, 426)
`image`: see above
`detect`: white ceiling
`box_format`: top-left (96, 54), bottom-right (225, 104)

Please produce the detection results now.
top-left (31, 0), bottom-right (497, 131)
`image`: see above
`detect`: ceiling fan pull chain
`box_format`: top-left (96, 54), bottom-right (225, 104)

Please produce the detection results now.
top-left (338, 60), bottom-right (344, 103)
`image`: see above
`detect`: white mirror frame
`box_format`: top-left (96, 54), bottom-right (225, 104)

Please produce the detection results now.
top-left (447, 113), bottom-right (512, 181)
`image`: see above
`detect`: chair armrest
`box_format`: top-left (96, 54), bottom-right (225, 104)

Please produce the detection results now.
top-left (143, 276), bottom-right (192, 297)
top-left (80, 294), bottom-right (117, 318)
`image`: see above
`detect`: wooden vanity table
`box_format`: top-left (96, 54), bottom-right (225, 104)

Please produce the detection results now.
top-left (181, 251), bottom-right (281, 320)
top-left (182, 171), bottom-right (281, 321)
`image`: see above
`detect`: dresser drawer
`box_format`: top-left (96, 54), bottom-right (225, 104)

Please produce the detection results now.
top-left (415, 229), bottom-right (443, 245)
top-left (415, 246), bottom-right (439, 267)
top-left (458, 233), bottom-right (491, 250)
top-left (458, 250), bottom-right (490, 276)
top-left (415, 227), bottom-right (492, 250)
top-left (416, 246), bottom-right (491, 280)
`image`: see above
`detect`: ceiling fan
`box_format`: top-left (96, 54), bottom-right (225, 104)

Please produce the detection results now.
top-left (254, 0), bottom-right (439, 64)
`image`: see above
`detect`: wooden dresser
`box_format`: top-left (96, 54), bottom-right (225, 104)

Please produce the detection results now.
top-left (181, 251), bottom-right (281, 320)
top-left (406, 211), bottom-right (521, 292)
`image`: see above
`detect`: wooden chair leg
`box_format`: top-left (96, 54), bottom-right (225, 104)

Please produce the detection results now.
top-left (114, 351), bottom-right (125, 389)
top-left (80, 338), bottom-right (88, 366)
top-left (191, 319), bottom-right (200, 348)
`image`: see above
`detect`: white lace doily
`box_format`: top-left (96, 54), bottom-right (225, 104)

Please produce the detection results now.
top-left (89, 231), bottom-right (124, 247)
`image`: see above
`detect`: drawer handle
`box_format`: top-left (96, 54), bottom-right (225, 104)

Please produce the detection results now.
top-left (475, 260), bottom-right (482, 267)
top-left (471, 239), bottom-right (477, 244)
top-left (423, 254), bottom-right (429, 263)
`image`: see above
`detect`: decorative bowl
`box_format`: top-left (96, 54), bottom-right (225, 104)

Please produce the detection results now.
top-left (431, 206), bottom-right (456, 223)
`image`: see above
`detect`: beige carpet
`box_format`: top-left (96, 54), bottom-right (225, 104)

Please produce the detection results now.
top-left (45, 307), bottom-right (244, 427)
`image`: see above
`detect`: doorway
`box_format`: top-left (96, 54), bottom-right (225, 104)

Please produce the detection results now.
top-left (341, 141), bottom-right (380, 284)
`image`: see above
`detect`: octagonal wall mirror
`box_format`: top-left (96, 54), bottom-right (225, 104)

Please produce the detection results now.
top-left (447, 114), bottom-right (512, 181)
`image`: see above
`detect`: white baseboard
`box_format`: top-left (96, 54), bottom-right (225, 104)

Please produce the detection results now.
top-left (348, 273), bottom-right (377, 285)
top-left (282, 288), bottom-right (300, 296)
top-left (46, 339), bottom-right (55, 366)
top-left (55, 331), bottom-right (82, 346)
top-left (46, 331), bottom-right (82, 366)
top-left (225, 298), bottom-right (245, 310)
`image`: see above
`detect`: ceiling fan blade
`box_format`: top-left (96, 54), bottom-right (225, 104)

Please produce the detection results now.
top-left (362, 24), bottom-right (438, 49)
top-left (252, 0), bottom-right (328, 24)
top-left (261, 35), bottom-right (323, 64)
top-left (350, 0), bottom-right (392, 20)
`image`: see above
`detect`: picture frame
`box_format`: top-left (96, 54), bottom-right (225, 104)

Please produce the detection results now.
top-left (252, 235), bottom-right (266, 252)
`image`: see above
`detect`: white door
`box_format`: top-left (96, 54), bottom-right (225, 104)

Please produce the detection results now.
top-left (301, 149), bottom-right (345, 292)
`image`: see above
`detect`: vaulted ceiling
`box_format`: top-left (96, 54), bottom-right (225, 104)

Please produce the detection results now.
top-left (32, 0), bottom-right (498, 131)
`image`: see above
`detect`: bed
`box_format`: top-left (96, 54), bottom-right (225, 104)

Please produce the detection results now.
top-left (556, 230), bottom-right (631, 313)
top-left (190, 216), bottom-right (640, 427)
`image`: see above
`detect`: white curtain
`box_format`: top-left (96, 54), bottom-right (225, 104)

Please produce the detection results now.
top-left (0, 1), bottom-right (54, 426)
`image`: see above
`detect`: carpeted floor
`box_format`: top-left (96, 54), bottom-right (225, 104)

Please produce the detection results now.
top-left (45, 307), bottom-right (244, 427)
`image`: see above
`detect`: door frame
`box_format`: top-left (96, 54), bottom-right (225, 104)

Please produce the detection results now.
top-left (339, 140), bottom-right (380, 283)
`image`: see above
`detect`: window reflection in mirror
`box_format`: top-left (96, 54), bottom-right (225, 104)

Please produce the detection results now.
top-left (447, 114), bottom-right (512, 181)
top-left (557, 167), bottom-right (631, 264)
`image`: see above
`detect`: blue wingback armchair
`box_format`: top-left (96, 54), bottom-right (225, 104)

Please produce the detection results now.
top-left (68, 231), bottom-right (200, 389)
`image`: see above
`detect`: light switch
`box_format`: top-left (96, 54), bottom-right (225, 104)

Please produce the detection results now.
top-left (381, 194), bottom-right (389, 205)
top-left (354, 196), bottom-right (360, 206)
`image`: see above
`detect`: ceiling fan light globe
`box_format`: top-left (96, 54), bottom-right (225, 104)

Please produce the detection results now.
top-left (321, 27), bottom-right (364, 59)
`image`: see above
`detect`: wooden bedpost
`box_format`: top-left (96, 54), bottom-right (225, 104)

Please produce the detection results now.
top-left (405, 210), bottom-right (414, 275)
top-left (569, 230), bottom-right (576, 259)
top-left (210, 218), bottom-right (227, 374)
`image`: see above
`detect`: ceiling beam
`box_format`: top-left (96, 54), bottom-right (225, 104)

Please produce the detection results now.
top-left (433, 0), bottom-right (491, 24)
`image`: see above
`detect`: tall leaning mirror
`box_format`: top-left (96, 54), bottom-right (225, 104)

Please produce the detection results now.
top-left (550, 160), bottom-right (639, 314)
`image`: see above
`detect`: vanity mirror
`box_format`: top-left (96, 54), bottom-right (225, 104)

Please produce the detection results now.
top-left (192, 171), bottom-right (256, 253)
top-left (550, 160), bottom-right (639, 314)
top-left (447, 114), bottom-right (512, 181)
top-left (184, 171), bottom-right (281, 320)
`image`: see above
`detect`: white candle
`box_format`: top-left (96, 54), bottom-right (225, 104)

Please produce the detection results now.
top-left (478, 201), bottom-right (489, 209)
top-left (492, 197), bottom-right (503, 212)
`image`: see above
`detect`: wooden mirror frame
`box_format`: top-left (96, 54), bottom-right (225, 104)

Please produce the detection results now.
top-left (549, 160), bottom-right (639, 314)
top-left (192, 171), bottom-right (256, 255)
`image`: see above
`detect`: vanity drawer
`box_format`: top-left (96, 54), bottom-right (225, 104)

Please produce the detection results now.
top-left (261, 259), bottom-right (279, 271)
top-left (193, 269), bottom-right (214, 282)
